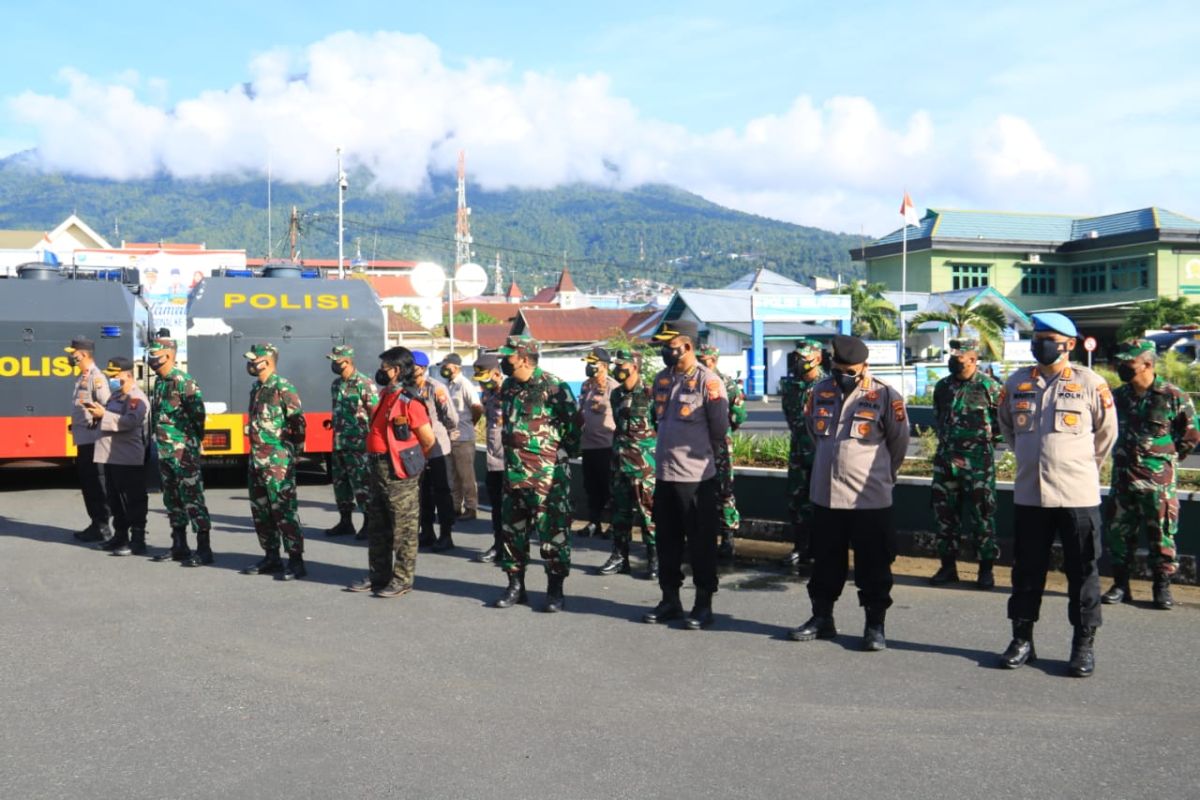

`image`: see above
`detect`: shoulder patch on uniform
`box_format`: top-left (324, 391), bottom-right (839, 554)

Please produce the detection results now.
top-left (706, 378), bottom-right (721, 400)
top-left (891, 399), bottom-right (906, 422)
top-left (129, 398), bottom-right (140, 409)
top-left (1099, 384), bottom-right (1113, 409)
top-left (93, 376), bottom-right (104, 389)
top-left (818, 390), bottom-right (836, 399)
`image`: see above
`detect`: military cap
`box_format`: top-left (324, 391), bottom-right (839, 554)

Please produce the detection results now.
top-left (102, 356), bottom-right (134, 376)
top-left (497, 335), bottom-right (540, 358)
top-left (653, 319), bottom-right (700, 342)
top-left (1114, 338), bottom-right (1155, 361)
top-left (831, 334), bottom-right (869, 364)
top-left (148, 337), bottom-right (178, 354)
top-left (64, 336), bottom-right (95, 354)
top-left (793, 338), bottom-right (823, 359)
top-left (473, 354), bottom-right (500, 374)
top-left (325, 344), bottom-right (354, 360)
top-left (411, 350), bottom-right (431, 367)
top-left (243, 342), bottom-right (278, 360)
top-left (1031, 312), bottom-right (1078, 338)
top-left (583, 346), bottom-right (612, 364)
top-left (698, 344), bottom-right (720, 358)
top-left (949, 338), bottom-right (979, 354)
top-left (440, 352), bottom-right (463, 366)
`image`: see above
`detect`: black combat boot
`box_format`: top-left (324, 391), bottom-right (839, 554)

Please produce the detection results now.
top-left (1000, 619), bottom-right (1036, 669)
top-left (790, 603), bottom-right (838, 641)
top-left (716, 534), bottom-right (734, 561)
top-left (418, 526), bottom-right (437, 549)
top-left (183, 531), bottom-right (214, 567)
top-left (1152, 573), bottom-right (1174, 610)
top-left (475, 544), bottom-right (498, 563)
top-left (129, 528), bottom-right (148, 556)
top-left (646, 543), bottom-right (659, 581)
top-left (862, 609), bottom-right (887, 652)
top-left (544, 574), bottom-right (566, 613)
top-left (431, 524), bottom-right (455, 552)
top-left (495, 572), bottom-right (528, 608)
top-left (100, 529), bottom-right (130, 555)
top-left (325, 510), bottom-right (354, 537)
top-left (598, 541), bottom-right (630, 575)
top-left (279, 552), bottom-right (307, 581)
top-left (1101, 565), bottom-right (1132, 604)
top-left (241, 548), bottom-right (283, 575)
top-left (684, 590), bottom-right (715, 630)
top-left (1067, 626), bottom-right (1096, 678)
top-left (976, 560), bottom-right (995, 590)
top-left (929, 556), bottom-right (959, 585)
top-left (75, 521), bottom-right (107, 543)
top-left (355, 514), bottom-right (370, 540)
top-left (153, 528), bottom-right (190, 562)
top-left (642, 588), bottom-right (684, 624)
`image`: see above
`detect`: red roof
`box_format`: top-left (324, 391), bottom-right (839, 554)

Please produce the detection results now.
top-left (555, 266), bottom-right (578, 293)
top-left (516, 308), bottom-right (643, 344)
top-left (505, 279), bottom-right (523, 300)
top-left (246, 258), bottom-right (418, 269)
top-left (446, 300), bottom-right (557, 324)
top-left (471, 324), bottom-right (513, 350)
top-left (529, 286), bottom-right (558, 303)
top-left (367, 274), bottom-right (417, 297)
top-left (386, 309), bottom-right (430, 333)
top-left (124, 242), bottom-right (206, 250)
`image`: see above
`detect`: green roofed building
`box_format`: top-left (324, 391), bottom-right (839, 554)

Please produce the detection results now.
top-left (852, 207), bottom-right (1200, 341)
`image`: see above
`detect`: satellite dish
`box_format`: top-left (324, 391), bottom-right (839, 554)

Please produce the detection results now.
top-left (454, 262), bottom-right (488, 298)
top-left (410, 261), bottom-right (446, 298)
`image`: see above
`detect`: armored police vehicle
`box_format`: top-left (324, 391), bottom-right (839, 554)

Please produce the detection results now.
top-left (185, 264), bottom-right (387, 461)
top-left (0, 261), bottom-right (152, 464)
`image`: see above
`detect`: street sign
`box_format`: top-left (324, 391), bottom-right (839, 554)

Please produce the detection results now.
top-left (750, 293), bottom-right (851, 322)
top-left (1083, 337), bottom-right (1097, 352)
top-left (899, 303), bottom-right (918, 312)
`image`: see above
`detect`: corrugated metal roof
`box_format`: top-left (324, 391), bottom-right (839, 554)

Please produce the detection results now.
top-left (517, 308), bottom-right (643, 343)
top-left (0, 229), bottom-right (45, 248)
top-left (1069, 208), bottom-right (1157, 240)
top-left (386, 309), bottom-right (429, 333)
top-left (723, 267), bottom-right (813, 294)
top-left (1155, 208), bottom-right (1200, 231)
top-left (675, 289), bottom-right (755, 322)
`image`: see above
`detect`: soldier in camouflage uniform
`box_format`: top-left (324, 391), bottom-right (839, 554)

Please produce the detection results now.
top-left (779, 339), bottom-right (825, 569)
top-left (697, 344), bottom-right (746, 559)
top-left (928, 339), bottom-right (1004, 589)
top-left (493, 336), bottom-right (581, 613)
top-left (324, 344), bottom-right (379, 539)
top-left (146, 337), bottom-right (213, 567)
top-left (598, 348), bottom-right (658, 579)
top-left (1102, 338), bottom-right (1200, 610)
top-left (239, 343), bottom-right (308, 581)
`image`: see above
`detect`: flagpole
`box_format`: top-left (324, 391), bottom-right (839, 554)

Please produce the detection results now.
top-left (901, 215), bottom-right (908, 393)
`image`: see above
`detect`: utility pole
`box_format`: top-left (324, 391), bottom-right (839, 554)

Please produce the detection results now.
top-left (493, 252), bottom-right (503, 297)
top-left (450, 149), bottom-right (472, 351)
top-left (336, 146), bottom-right (346, 279)
top-left (289, 206), bottom-right (299, 263)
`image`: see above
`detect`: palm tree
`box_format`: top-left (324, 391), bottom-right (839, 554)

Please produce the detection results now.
top-left (834, 282), bottom-right (898, 339)
top-left (1117, 297), bottom-right (1200, 339)
top-left (907, 298), bottom-right (1008, 359)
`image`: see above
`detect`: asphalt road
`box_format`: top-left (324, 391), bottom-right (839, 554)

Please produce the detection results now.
top-left (2, 476), bottom-right (1198, 799)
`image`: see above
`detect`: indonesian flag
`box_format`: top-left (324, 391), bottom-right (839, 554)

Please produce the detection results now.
top-left (900, 191), bottom-right (920, 227)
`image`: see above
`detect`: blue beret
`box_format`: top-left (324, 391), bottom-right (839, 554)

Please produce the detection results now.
top-left (1031, 312), bottom-right (1077, 338)
top-left (411, 350), bottom-right (430, 367)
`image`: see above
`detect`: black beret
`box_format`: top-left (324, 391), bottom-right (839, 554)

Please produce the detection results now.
top-left (473, 354), bottom-right (500, 372)
top-left (831, 334), bottom-right (869, 364)
top-left (440, 353), bottom-right (463, 366)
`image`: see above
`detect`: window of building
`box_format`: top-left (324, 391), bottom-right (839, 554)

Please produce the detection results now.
top-left (1110, 258), bottom-right (1150, 291)
top-left (950, 263), bottom-right (990, 290)
top-left (1021, 266), bottom-right (1057, 295)
top-left (1071, 263), bottom-right (1107, 294)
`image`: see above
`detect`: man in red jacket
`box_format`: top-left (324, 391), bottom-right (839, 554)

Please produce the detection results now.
top-left (345, 347), bottom-right (435, 598)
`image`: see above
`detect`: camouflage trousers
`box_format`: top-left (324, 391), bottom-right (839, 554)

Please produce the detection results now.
top-left (500, 463), bottom-right (572, 576)
top-left (1105, 483), bottom-right (1179, 576)
top-left (158, 445), bottom-right (211, 534)
top-left (365, 457), bottom-right (422, 588)
top-left (931, 449), bottom-right (999, 562)
top-left (715, 435), bottom-right (740, 538)
top-left (786, 458), bottom-right (814, 532)
top-left (331, 449), bottom-right (371, 514)
top-left (610, 469), bottom-right (655, 547)
top-left (248, 459), bottom-right (303, 554)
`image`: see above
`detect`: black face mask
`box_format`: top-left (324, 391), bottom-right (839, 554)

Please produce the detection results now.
top-left (246, 362), bottom-right (263, 376)
top-left (614, 367), bottom-right (632, 382)
top-left (1116, 363), bottom-right (1137, 383)
top-left (585, 364), bottom-right (598, 378)
top-left (148, 356), bottom-right (167, 371)
top-left (832, 369), bottom-right (860, 394)
top-left (477, 376), bottom-right (496, 389)
top-left (440, 367), bottom-right (454, 380)
top-left (798, 359), bottom-right (819, 376)
top-left (947, 356), bottom-right (966, 376)
top-left (661, 346), bottom-right (683, 368)
top-left (375, 368), bottom-right (393, 387)
top-left (1032, 339), bottom-right (1066, 366)
top-left (332, 362), bottom-right (345, 375)
top-left (500, 359), bottom-right (516, 377)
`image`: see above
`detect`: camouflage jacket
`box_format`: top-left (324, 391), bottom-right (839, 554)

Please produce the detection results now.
top-left (718, 370), bottom-right (747, 430)
top-left (933, 371), bottom-right (1003, 454)
top-left (248, 373), bottom-right (305, 465)
top-left (611, 381), bottom-right (656, 478)
top-left (1112, 375), bottom-right (1200, 489)
top-left (780, 374), bottom-right (821, 466)
top-left (501, 367), bottom-right (580, 487)
top-left (152, 367), bottom-right (206, 453)
top-left (330, 371), bottom-right (379, 451)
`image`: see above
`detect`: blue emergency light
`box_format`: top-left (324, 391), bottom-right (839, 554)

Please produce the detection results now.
top-left (101, 325), bottom-right (122, 338)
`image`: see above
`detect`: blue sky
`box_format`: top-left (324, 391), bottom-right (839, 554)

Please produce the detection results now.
top-left (2, 0), bottom-right (1197, 233)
